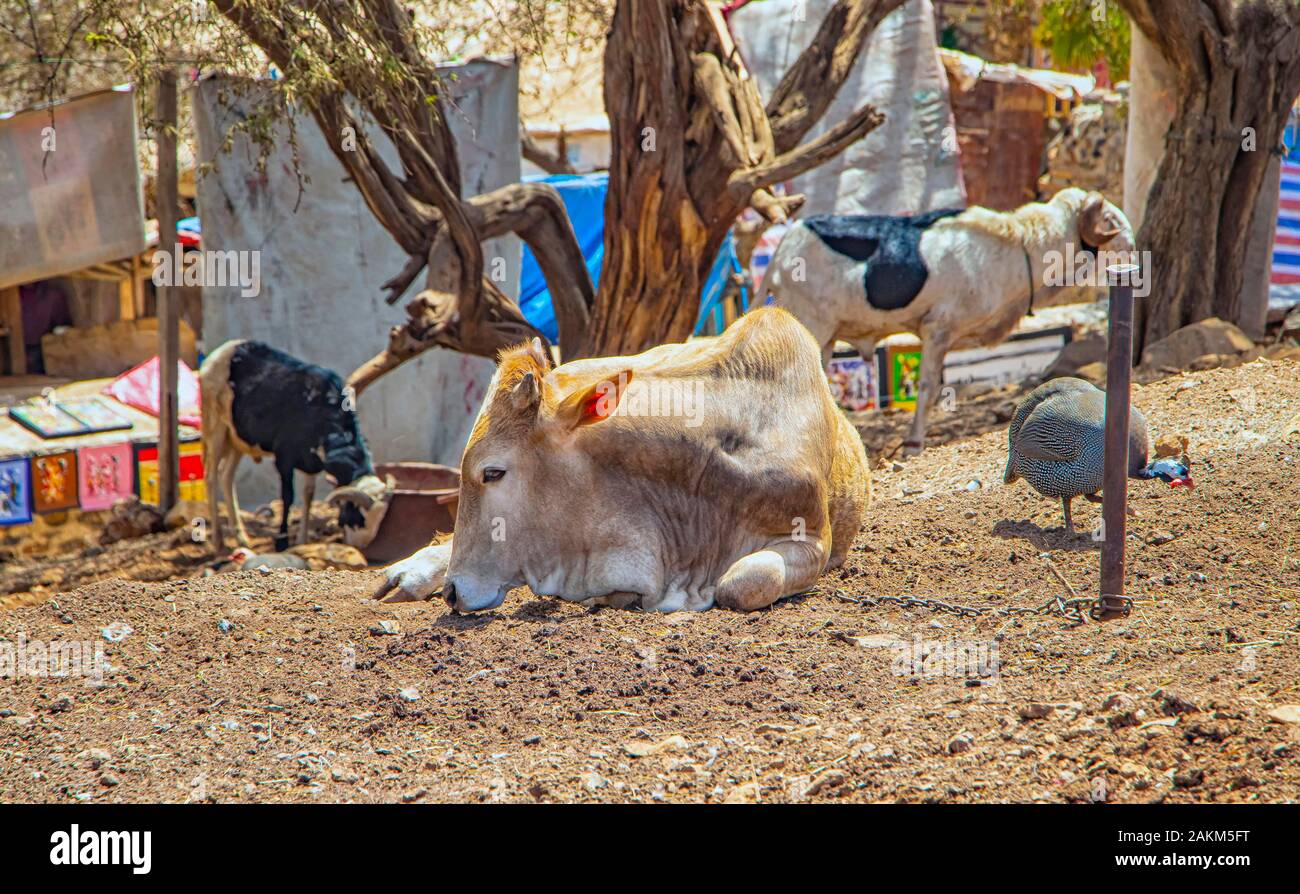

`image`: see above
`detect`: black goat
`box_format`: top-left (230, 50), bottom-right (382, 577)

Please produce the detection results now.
top-left (200, 340), bottom-right (387, 552)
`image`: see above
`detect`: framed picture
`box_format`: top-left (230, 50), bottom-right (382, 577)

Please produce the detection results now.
top-left (179, 441), bottom-right (206, 503)
top-left (134, 442), bottom-right (158, 504)
top-left (32, 450), bottom-right (78, 512)
top-left (827, 351), bottom-right (880, 413)
top-left (78, 442), bottom-right (134, 511)
top-left (136, 441), bottom-right (205, 505)
top-left (0, 457), bottom-right (32, 525)
top-left (888, 346), bottom-right (922, 411)
top-left (8, 403), bottom-right (86, 438)
top-left (60, 398), bottom-right (133, 434)
top-left (7, 397), bottom-right (133, 438)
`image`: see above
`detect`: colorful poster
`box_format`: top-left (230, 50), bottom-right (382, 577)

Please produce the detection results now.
top-left (827, 352), bottom-right (880, 413)
top-left (180, 442), bottom-right (206, 502)
top-left (135, 443), bottom-right (157, 504)
top-left (0, 457), bottom-right (32, 525)
top-left (32, 451), bottom-right (78, 512)
top-left (77, 442), bottom-right (134, 510)
top-left (888, 347), bottom-right (922, 411)
top-left (137, 441), bottom-right (205, 505)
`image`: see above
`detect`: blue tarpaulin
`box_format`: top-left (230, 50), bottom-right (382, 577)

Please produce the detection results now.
top-left (518, 172), bottom-right (745, 341)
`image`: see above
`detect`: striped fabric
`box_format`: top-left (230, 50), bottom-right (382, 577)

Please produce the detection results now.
top-left (1275, 158), bottom-right (1300, 285)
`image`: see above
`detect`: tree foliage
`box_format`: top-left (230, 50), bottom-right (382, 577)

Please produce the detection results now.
top-left (1035, 0), bottom-right (1130, 78)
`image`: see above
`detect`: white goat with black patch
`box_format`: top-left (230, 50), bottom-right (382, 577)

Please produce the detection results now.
top-left (765, 187), bottom-right (1134, 454)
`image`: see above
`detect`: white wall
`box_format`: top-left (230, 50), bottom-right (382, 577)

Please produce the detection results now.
top-left (193, 62), bottom-right (520, 503)
top-left (730, 0), bottom-right (965, 215)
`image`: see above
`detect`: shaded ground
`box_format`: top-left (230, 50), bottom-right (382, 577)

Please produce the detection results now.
top-left (1, 358), bottom-right (1298, 803)
top-left (0, 504), bottom-right (343, 610)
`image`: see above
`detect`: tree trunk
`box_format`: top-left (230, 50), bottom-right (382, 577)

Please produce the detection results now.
top-left (1118, 0), bottom-right (1300, 354)
top-left (581, 0), bottom-right (902, 359)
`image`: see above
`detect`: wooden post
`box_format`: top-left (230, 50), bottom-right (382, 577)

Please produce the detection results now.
top-left (1, 286), bottom-right (24, 376)
top-left (1098, 263), bottom-right (1140, 621)
top-left (156, 70), bottom-right (181, 513)
top-left (117, 274), bottom-right (135, 321)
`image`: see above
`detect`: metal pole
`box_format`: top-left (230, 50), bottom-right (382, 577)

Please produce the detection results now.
top-left (156, 70), bottom-right (180, 513)
top-left (1098, 263), bottom-right (1139, 621)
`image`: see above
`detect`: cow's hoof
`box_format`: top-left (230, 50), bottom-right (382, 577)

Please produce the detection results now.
top-left (715, 556), bottom-right (785, 612)
top-left (371, 543), bottom-right (451, 603)
top-left (902, 441), bottom-right (924, 457)
top-left (273, 536), bottom-right (289, 552)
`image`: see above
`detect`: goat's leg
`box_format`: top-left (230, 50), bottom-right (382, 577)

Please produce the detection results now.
top-left (274, 461), bottom-right (296, 552)
top-left (904, 330), bottom-right (953, 456)
top-left (297, 471), bottom-right (315, 545)
top-left (204, 428), bottom-right (228, 552)
top-left (221, 452), bottom-right (250, 548)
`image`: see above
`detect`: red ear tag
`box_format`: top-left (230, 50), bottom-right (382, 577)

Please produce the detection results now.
top-left (583, 389), bottom-right (610, 421)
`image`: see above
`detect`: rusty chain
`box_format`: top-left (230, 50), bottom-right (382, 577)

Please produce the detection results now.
top-left (817, 588), bottom-right (1131, 624)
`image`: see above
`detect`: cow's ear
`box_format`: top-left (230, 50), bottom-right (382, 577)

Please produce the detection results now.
top-left (556, 370), bottom-right (633, 428)
top-left (528, 337), bottom-right (553, 373)
top-left (511, 371), bottom-right (540, 411)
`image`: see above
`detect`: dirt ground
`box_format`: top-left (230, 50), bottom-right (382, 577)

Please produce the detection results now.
top-left (1, 357), bottom-right (1298, 803)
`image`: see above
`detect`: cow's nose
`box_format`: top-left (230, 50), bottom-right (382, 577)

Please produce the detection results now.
top-left (442, 581), bottom-right (457, 610)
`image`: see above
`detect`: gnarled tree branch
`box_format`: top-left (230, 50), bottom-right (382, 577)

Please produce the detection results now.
top-left (765, 0), bottom-right (908, 153)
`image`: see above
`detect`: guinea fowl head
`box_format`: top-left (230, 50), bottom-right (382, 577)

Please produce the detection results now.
top-left (1138, 458), bottom-right (1195, 489)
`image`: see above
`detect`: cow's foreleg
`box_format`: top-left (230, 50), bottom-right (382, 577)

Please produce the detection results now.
top-left (903, 328), bottom-right (953, 456)
top-left (715, 540), bottom-right (826, 612)
top-left (372, 539), bottom-right (454, 603)
top-left (297, 471), bottom-right (316, 545)
top-left (275, 461), bottom-right (295, 552)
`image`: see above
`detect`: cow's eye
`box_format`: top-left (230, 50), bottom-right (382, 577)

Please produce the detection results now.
top-left (481, 467), bottom-right (506, 483)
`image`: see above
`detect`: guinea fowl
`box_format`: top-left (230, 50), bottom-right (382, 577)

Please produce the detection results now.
top-left (1004, 377), bottom-right (1194, 532)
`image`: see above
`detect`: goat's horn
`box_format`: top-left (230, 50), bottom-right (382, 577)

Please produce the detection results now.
top-left (1080, 192), bottom-right (1123, 244)
top-left (327, 486), bottom-right (376, 509)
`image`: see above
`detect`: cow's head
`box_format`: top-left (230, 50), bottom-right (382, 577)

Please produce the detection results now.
top-left (443, 337), bottom-right (633, 611)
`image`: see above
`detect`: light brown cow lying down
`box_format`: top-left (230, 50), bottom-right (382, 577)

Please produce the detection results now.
top-left (372, 307), bottom-right (871, 612)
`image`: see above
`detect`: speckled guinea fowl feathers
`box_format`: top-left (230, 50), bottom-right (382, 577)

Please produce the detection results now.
top-left (1003, 377), bottom-right (1149, 501)
top-left (1003, 377), bottom-right (1098, 485)
top-left (1016, 389), bottom-right (1107, 463)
